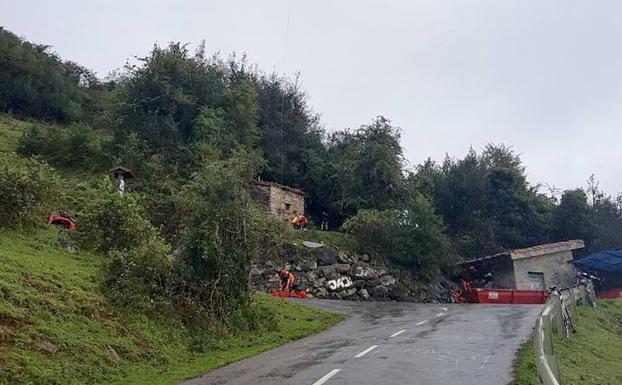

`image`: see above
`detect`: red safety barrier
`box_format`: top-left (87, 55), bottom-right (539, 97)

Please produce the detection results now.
top-left (467, 288), bottom-right (547, 304)
top-left (269, 289), bottom-right (308, 299)
top-left (598, 288), bottom-right (622, 299)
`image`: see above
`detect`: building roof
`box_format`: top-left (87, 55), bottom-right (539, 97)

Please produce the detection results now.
top-left (110, 165), bottom-right (135, 178)
top-left (574, 249), bottom-right (622, 272)
top-left (462, 239), bottom-right (585, 264)
top-left (252, 180), bottom-right (304, 195)
top-left (509, 240), bottom-right (584, 260)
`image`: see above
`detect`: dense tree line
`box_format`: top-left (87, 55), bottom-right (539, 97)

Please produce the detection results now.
top-left (3, 29), bottom-right (621, 312)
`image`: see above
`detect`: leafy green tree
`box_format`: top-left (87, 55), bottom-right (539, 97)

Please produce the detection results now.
top-left (419, 144), bottom-right (553, 258)
top-left (0, 28), bottom-right (90, 122)
top-left (176, 150), bottom-right (266, 320)
top-left (329, 116), bottom-right (404, 222)
top-left (551, 189), bottom-right (595, 246)
top-left (342, 191), bottom-right (453, 280)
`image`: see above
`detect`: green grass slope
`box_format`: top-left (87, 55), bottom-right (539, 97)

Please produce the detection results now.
top-left (0, 114), bottom-right (29, 153)
top-left (0, 228), bottom-right (343, 385)
top-left (513, 299), bottom-right (622, 385)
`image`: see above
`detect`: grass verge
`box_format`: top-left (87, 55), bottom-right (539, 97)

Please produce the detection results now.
top-left (0, 228), bottom-right (344, 385)
top-left (513, 299), bottom-right (622, 385)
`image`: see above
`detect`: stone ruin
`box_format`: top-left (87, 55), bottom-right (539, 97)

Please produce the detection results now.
top-left (251, 243), bottom-right (435, 302)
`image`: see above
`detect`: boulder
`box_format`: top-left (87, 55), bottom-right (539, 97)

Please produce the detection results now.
top-left (359, 254), bottom-right (371, 262)
top-left (352, 265), bottom-right (378, 280)
top-left (315, 278), bottom-right (326, 288)
top-left (337, 252), bottom-right (353, 264)
top-left (326, 276), bottom-right (353, 291)
top-left (303, 260), bottom-right (318, 271)
top-left (373, 285), bottom-right (388, 299)
top-left (106, 345), bottom-right (121, 362)
top-left (315, 287), bottom-right (328, 298)
top-left (387, 284), bottom-right (409, 301)
top-left (358, 288), bottom-right (370, 300)
top-left (342, 287), bottom-right (358, 298)
top-left (294, 264), bottom-right (302, 272)
top-left (380, 275), bottom-right (396, 286)
top-left (319, 265), bottom-right (338, 279)
top-left (33, 340), bottom-right (58, 355)
top-left (316, 248), bottom-right (337, 266)
top-left (333, 263), bottom-right (351, 274)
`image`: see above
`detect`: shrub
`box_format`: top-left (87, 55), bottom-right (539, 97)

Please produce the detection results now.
top-left (105, 237), bottom-right (172, 308)
top-left (75, 183), bottom-right (159, 253)
top-left (0, 153), bottom-right (61, 228)
top-left (75, 182), bottom-right (172, 307)
top-left (18, 123), bottom-right (112, 171)
top-left (176, 150), bottom-right (266, 321)
top-left (342, 192), bottom-right (454, 280)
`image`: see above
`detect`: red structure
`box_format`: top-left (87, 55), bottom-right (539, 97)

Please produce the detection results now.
top-left (598, 288), bottom-right (622, 299)
top-left (269, 289), bottom-right (308, 299)
top-left (47, 213), bottom-right (76, 231)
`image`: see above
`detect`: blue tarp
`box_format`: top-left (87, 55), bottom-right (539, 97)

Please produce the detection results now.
top-left (574, 249), bottom-right (622, 272)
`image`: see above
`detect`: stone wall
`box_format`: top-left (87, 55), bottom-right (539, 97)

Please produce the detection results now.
top-left (251, 181), bottom-right (304, 220)
top-left (269, 186), bottom-right (304, 219)
top-left (251, 243), bottom-right (435, 302)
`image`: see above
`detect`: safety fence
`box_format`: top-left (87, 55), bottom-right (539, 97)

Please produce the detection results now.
top-left (533, 281), bottom-right (596, 385)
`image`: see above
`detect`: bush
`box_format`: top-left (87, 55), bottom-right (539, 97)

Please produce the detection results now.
top-left (0, 153), bottom-right (61, 228)
top-left (75, 183), bottom-right (159, 253)
top-left (342, 192), bottom-right (454, 280)
top-left (18, 123), bottom-right (112, 171)
top-left (75, 182), bottom-right (172, 307)
top-left (105, 237), bottom-right (172, 308)
top-left (176, 150), bottom-right (266, 321)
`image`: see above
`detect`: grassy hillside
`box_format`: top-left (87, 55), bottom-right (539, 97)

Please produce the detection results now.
top-left (513, 299), bottom-right (622, 385)
top-left (0, 228), bottom-right (343, 385)
top-left (0, 114), bottom-right (29, 153)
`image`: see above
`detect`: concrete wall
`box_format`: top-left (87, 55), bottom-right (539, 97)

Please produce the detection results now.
top-left (512, 250), bottom-right (576, 290)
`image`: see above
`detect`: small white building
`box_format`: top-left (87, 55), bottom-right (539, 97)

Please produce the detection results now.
top-left (466, 240), bottom-right (585, 290)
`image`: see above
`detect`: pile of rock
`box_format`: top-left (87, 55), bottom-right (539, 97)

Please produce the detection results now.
top-left (251, 243), bottom-right (431, 301)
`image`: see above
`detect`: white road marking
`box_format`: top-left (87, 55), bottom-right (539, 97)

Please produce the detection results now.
top-left (390, 329), bottom-right (407, 338)
top-left (416, 320), bottom-right (428, 326)
top-left (441, 307), bottom-right (448, 311)
top-left (354, 345), bottom-right (378, 358)
top-left (435, 312), bottom-right (445, 318)
top-left (312, 369), bottom-right (341, 385)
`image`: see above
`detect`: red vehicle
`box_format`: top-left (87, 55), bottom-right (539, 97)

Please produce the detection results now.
top-left (47, 213), bottom-right (76, 231)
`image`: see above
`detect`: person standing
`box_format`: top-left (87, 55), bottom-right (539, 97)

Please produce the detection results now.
top-left (320, 211), bottom-right (329, 231)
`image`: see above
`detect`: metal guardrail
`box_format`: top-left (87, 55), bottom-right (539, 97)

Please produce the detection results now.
top-left (534, 281), bottom-right (596, 385)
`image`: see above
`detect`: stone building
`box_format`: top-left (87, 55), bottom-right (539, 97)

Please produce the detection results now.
top-left (251, 180), bottom-right (304, 220)
top-left (465, 240), bottom-right (584, 290)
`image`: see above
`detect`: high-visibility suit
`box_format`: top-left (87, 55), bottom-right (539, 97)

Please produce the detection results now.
top-left (279, 271), bottom-right (296, 290)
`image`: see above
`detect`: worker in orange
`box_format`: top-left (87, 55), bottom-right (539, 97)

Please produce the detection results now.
top-left (278, 267), bottom-right (300, 292)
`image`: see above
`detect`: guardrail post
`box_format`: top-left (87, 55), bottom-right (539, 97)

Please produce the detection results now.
top-left (552, 295), bottom-right (565, 337)
top-left (541, 312), bottom-right (561, 381)
top-left (568, 290), bottom-right (577, 317)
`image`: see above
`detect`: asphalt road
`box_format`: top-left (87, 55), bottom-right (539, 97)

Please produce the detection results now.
top-left (180, 300), bottom-right (541, 385)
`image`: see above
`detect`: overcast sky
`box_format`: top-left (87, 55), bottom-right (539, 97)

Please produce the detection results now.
top-left (3, 0), bottom-right (622, 195)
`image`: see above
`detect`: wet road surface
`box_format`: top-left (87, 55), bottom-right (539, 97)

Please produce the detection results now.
top-left (180, 300), bottom-right (541, 385)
